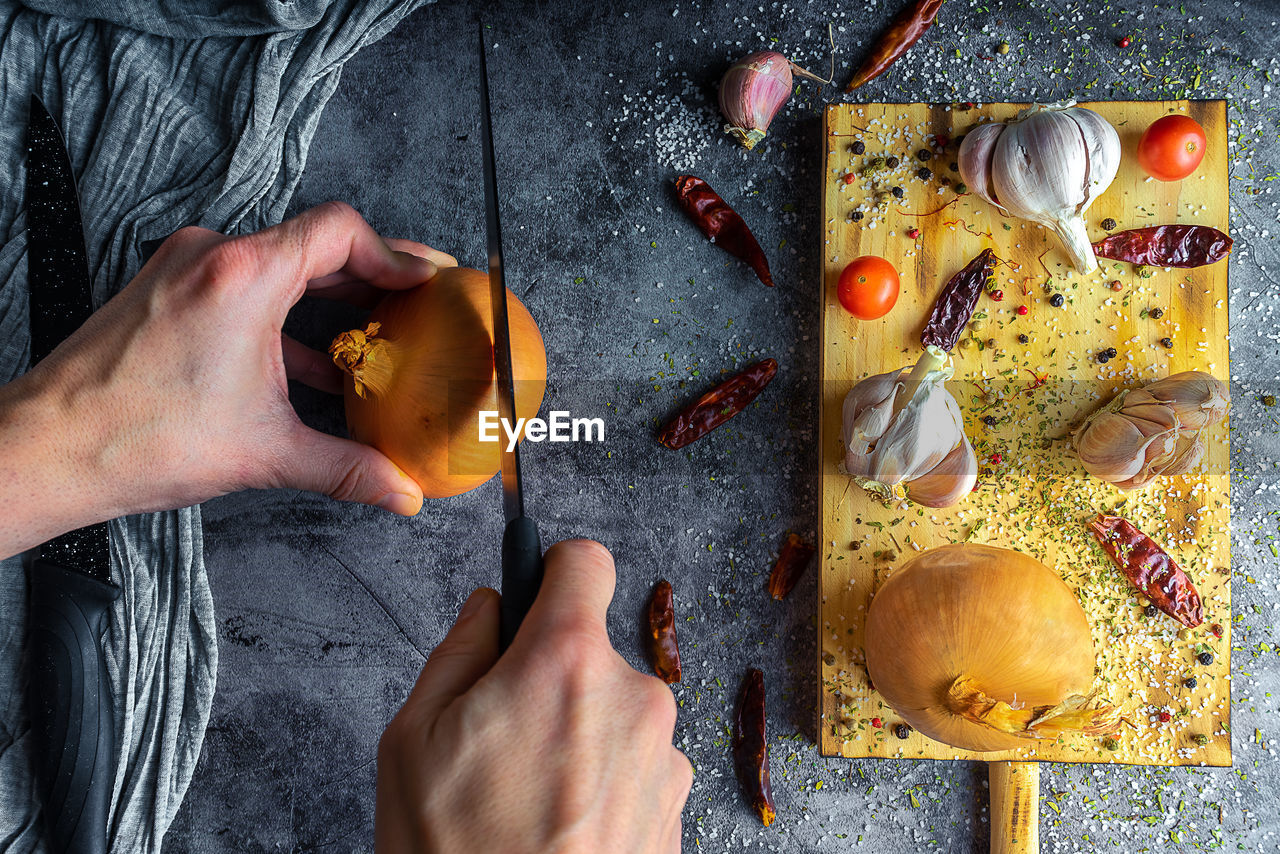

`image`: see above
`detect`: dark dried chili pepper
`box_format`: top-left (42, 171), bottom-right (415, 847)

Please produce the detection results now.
top-left (674, 175), bottom-right (773, 287)
top-left (1087, 514), bottom-right (1204, 628)
top-left (658, 358), bottom-right (778, 450)
top-left (844, 0), bottom-right (945, 92)
top-left (732, 668), bottom-right (775, 826)
top-left (920, 248), bottom-right (995, 351)
top-left (767, 532), bottom-right (815, 600)
top-left (1091, 225), bottom-right (1232, 268)
top-left (645, 579), bottom-right (681, 683)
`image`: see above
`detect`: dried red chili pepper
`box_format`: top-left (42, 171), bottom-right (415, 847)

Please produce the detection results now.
top-left (674, 175), bottom-right (773, 287)
top-left (645, 579), bottom-right (681, 683)
top-left (658, 358), bottom-right (778, 450)
top-left (1091, 225), bottom-right (1232, 268)
top-left (732, 668), bottom-right (775, 826)
top-left (920, 248), bottom-right (995, 351)
top-left (767, 532), bottom-right (815, 600)
top-left (844, 0), bottom-right (945, 92)
top-left (1087, 514), bottom-right (1204, 628)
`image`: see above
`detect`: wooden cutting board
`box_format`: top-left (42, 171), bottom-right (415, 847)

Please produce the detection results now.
top-left (818, 101), bottom-right (1230, 767)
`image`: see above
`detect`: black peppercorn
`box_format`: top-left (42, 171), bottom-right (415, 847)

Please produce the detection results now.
top-left (1101, 217), bottom-right (1117, 230)
top-left (917, 167), bottom-right (933, 180)
top-left (1183, 676), bottom-right (1198, 689)
top-left (851, 140), bottom-right (866, 155)
top-left (1149, 307), bottom-right (1164, 319)
top-left (1197, 651), bottom-right (1214, 666)
top-left (891, 186), bottom-right (904, 198)
top-left (894, 723), bottom-right (911, 740)
top-left (1144, 604), bottom-right (1158, 618)
top-left (1017, 333), bottom-right (1029, 344)
top-left (851, 211), bottom-right (864, 222)
top-left (982, 415), bottom-right (998, 426)
top-left (885, 156), bottom-right (900, 168)
top-left (1104, 347), bottom-right (1118, 358)
top-left (1049, 293), bottom-right (1064, 308)
top-left (1097, 351), bottom-right (1111, 364)
top-left (949, 161), bottom-right (958, 172)
top-left (917, 148), bottom-right (933, 161)
top-left (1160, 337), bottom-right (1174, 349)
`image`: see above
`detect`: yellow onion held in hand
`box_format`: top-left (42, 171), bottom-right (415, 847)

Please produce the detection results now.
top-left (864, 544), bottom-right (1121, 752)
top-left (329, 267), bottom-right (546, 499)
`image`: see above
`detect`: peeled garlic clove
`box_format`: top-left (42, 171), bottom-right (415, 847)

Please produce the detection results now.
top-left (842, 368), bottom-right (908, 473)
top-left (871, 366), bottom-right (963, 486)
top-left (905, 436), bottom-right (977, 508)
top-left (1142, 371), bottom-right (1230, 431)
top-left (956, 122), bottom-right (1005, 210)
top-left (719, 51), bottom-right (793, 151)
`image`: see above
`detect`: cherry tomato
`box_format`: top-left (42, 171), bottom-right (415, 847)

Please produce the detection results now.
top-left (1137, 115), bottom-right (1207, 182)
top-left (837, 255), bottom-right (899, 320)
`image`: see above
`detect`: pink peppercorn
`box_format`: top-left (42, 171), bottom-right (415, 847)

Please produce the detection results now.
top-left (1119, 36), bottom-right (1132, 48)
top-left (871, 717), bottom-right (883, 728)
top-left (1016, 305), bottom-right (1029, 316)
top-left (990, 289), bottom-right (1004, 302)
top-left (907, 227), bottom-right (920, 239)
top-left (1158, 711), bottom-right (1172, 723)
top-left (1210, 623), bottom-right (1223, 638)
top-left (989, 452), bottom-right (1003, 465)
top-left (843, 173), bottom-right (855, 185)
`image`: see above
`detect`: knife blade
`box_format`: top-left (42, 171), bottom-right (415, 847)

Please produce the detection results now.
top-left (25, 93), bottom-right (120, 854)
top-left (478, 27), bottom-right (544, 652)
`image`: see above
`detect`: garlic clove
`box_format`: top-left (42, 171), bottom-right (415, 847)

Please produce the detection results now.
top-left (1065, 107), bottom-right (1121, 209)
top-left (871, 371), bottom-right (964, 486)
top-left (957, 122), bottom-right (1006, 210)
top-left (1141, 371), bottom-right (1230, 431)
top-left (1074, 410), bottom-right (1176, 485)
top-left (1157, 432), bottom-right (1205, 479)
top-left (842, 368), bottom-right (908, 470)
top-left (905, 436), bottom-right (977, 508)
top-left (1118, 402), bottom-right (1181, 436)
top-left (719, 51), bottom-right (793, 151)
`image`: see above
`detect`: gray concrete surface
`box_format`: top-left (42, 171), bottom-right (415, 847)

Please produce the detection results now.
top-left (167, 0), bottom-right (1280, 851)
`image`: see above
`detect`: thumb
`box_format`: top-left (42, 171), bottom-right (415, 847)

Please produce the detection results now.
top-left (406, 588), bottom-right (501, 723)
top-left (280, 426), bottom-right (423, 515)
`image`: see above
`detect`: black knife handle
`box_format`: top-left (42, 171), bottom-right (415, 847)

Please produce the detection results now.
top-left (27, 560), bottom-right (120, 854)
top-left (499, 516), bottom-right (543, 652)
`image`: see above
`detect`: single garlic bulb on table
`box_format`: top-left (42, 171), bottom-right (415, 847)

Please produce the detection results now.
top-left (841, 346), bottom-right (976, 508)
top-left (1072, 371), bottom-right (1229, 490)
top-left (959, 103), bottom-right (1120, 274)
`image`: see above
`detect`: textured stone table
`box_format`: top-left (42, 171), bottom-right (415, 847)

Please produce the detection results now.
top-left (169, 0), bottom-right (1280, 851)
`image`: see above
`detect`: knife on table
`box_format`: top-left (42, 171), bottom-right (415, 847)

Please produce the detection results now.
top-left (24, 94), bottom-right (120, 854)
top-left (478, 28), bottom-right (545, 652)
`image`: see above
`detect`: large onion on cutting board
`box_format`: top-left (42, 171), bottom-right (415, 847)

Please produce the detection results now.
top-left (329, 267), bottom-right (546, 499)
top-left (864, 544), bottom-right (1120, 752)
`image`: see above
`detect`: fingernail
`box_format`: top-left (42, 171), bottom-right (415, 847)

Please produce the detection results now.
top-left (376, 492), bottom-right (422, 516)
top-left (458, 590), bottom-right (488, 621)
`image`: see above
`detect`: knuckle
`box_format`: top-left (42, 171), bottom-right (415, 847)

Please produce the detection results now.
top-left (196, 238), bottom-right (259, 292)
top-left (310, 199), bottom-right (362, 230)
top-left (640, 676), bottom-right (678, 728)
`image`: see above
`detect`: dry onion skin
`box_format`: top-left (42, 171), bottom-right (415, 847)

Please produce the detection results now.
top-left (329, 266), bottom-right (547, 499)
top-left (864, 544), bottom-right (1121, 752)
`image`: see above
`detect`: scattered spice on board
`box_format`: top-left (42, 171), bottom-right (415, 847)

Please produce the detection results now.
top-left (767, 533), bottom-right (816, 600)
top-left (1087, 514), bottom-right (1205, 628)
top-left (1092, 224), bottom-right (1232, 268)
top-left (658, 358), bottom-right (778, 449)
top-left (844, 0), bottom-right (945, 92)
top-left (645, 580), bottom-right (681, 683)
top-left (732, 668), bottom-right (775, 827)
top-left (673, 175), bottom-right (773, 287)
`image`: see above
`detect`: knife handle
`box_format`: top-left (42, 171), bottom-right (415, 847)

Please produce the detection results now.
top-left (27, 560), bottom-right (120, 854)
top-left (499, 516), bottom-right (543, 652)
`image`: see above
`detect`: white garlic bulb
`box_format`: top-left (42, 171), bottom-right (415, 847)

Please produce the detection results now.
top-left (959, 103), bottom-right (1120, 274)
top-left (841, 346), bottom-right (976, 508)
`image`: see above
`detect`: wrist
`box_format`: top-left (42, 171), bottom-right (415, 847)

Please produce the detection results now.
top-left (0, 371), bottom-right (127, 558)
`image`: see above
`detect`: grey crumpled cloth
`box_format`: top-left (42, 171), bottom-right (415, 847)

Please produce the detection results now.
top-left (0, 1), bottom-right (425, 850)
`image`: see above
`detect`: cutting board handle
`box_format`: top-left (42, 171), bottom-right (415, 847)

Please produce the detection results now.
top-left (989, 761), bottom-right (1039, 854)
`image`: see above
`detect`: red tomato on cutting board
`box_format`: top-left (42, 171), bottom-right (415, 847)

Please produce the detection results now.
top-left (837, 255), bottom-right (899, 320)
top-left (1137, 115), bottom-right (1207, 181)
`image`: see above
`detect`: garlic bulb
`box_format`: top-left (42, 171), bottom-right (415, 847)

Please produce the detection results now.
top-left (1072, 371), bottom-right (1228, 490)
top-left (959, 103), bottom-right (1120, 274)
top-left (842, 346), bottom-right (976, 507)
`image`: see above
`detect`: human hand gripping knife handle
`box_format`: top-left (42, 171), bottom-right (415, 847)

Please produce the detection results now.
top-left (477, 26), bottom-right (545, 651)
top-left (24, 94), bottom-right (121, 854)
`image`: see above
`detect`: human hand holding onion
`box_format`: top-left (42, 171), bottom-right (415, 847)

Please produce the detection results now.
top-left (0, 202), bottom-right (456, 558)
